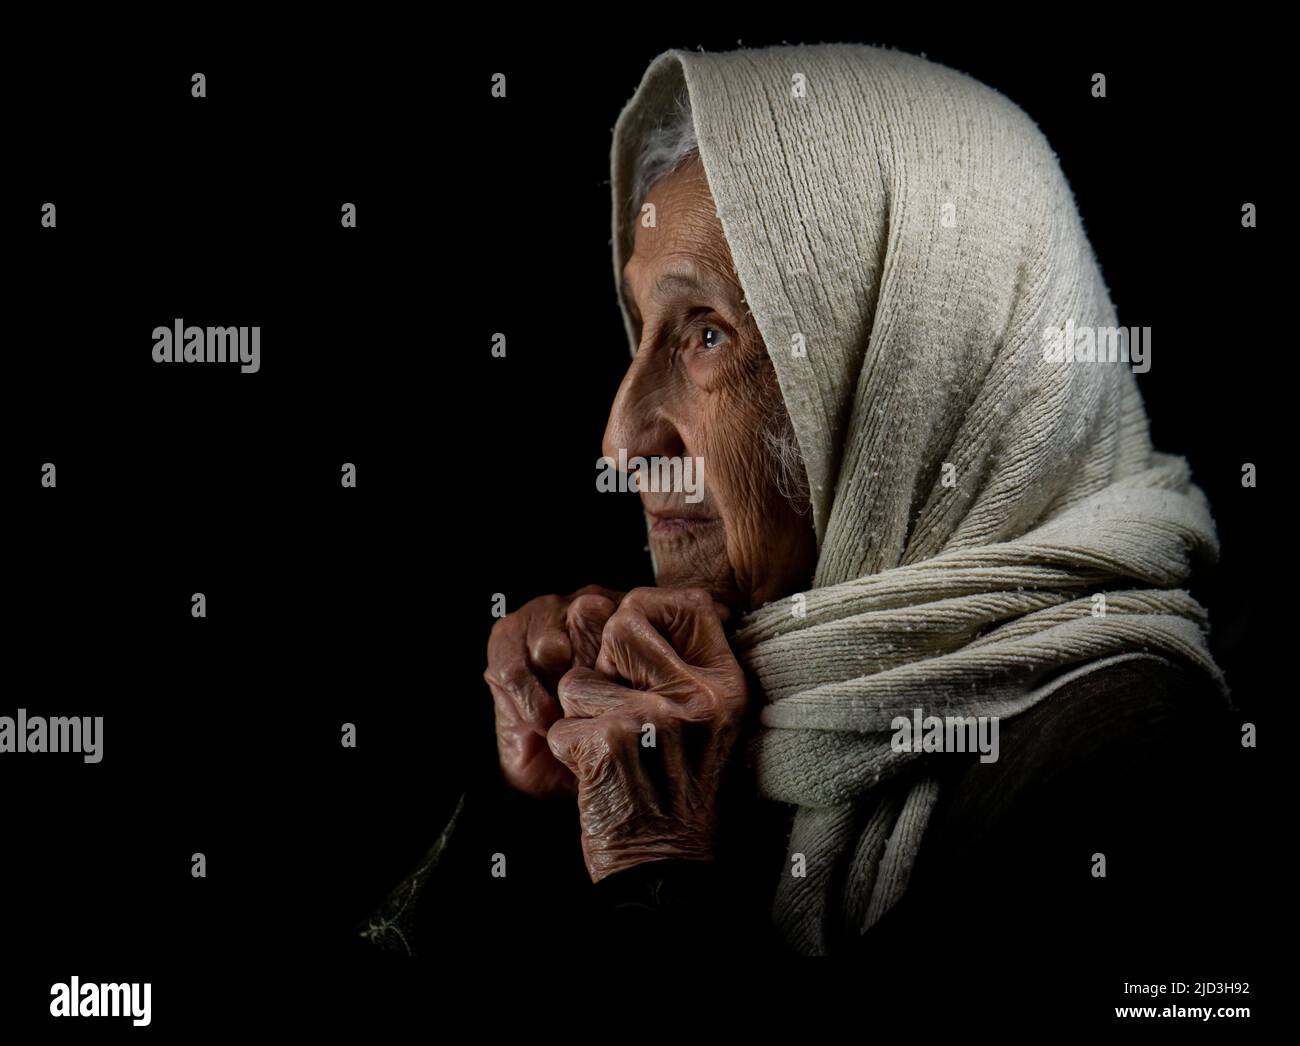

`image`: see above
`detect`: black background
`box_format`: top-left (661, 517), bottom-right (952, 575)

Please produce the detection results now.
top-left (4, 16), bottom-right (1282, 1034)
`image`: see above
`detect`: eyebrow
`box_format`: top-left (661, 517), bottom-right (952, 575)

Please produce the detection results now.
top-left (619, 270), bottom-right (718, 313)
top-left (655, 272), bottom-right (710, 296)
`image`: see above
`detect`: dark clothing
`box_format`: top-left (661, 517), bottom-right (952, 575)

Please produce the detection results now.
top-left (358, 657), bottom-right (1250, 960)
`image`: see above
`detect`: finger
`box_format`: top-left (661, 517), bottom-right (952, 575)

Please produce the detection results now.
top-left (489, 680), bottom-right (576, 791)
top-left (618, 691), bottom-right (687, 789)
top-left (617, 587), bottom-right (733, 668)
top-left (578, 698), bottom-right (684, 826)
top-left (484, 669), bottom-right (561, 735)
top-left (526, 608), bottom-right (573, 681)
top-left (487, 607), bottom-right (568, 723)
top-left (557, 666), bottom-right (637, 719)
top-left (547, 715), bottom-right (620, 776)
top-left (548, 711), bottom-right (653, 807)
top-left (596, 605), bottom-right (694, 691)
top-left (567, 593), bottom-right (618, 668)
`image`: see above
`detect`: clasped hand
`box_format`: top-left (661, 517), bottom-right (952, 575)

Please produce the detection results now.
top-left (485, 586), bottom-right (747, 881)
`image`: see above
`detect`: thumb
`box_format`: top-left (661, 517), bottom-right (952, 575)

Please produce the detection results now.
top-left (567, 593), bottom-right (618, 668)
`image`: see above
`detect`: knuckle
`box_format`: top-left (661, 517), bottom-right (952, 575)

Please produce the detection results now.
top-left (555, 667), bottom-right (591, 706)
top-left (487, 614), bottom-right (517, 645)
top-left (529, 627), bottom-right (570, 662)
top-left (548, 716), bottom-right (582, 749)
top-left (593, 714), bottom-right (635, 748)
top-left (569, 591), bottom-right (614, 617)
top-left (645, 693), bottom-right (680, 727)
top-left (494, 660), bottom-right (534, 695)
top-left (602, 606), bottom-right (640, 641)
top-left (555, 666), bottom-right (579, 696)
top-left (620, 586), bottom-right (659, 609)
top-left (546, 727), bottom-right (570, 762)
top-left (519, 593), bottom-right (566, 626)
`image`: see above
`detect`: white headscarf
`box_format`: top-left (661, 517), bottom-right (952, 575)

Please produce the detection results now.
top-left (610, 43), bottom-right (1225, 954)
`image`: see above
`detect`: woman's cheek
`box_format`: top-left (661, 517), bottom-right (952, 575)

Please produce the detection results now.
top-left (711, 415), bottom-right (775, 561)
top-left (685, 350), bottom-right (725, 389)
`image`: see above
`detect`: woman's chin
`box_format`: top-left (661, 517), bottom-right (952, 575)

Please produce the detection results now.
top-left (650, 532), bottom-right (732, 598)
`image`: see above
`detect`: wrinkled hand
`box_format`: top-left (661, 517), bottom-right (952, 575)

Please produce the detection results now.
top-left (485, 585), bottom-right (622, 799)
top-left (547, 587), bottom-right (748, 881)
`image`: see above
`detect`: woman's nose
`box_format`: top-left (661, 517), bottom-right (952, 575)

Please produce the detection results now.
top-left (602, 352), bottom-right (682, 465)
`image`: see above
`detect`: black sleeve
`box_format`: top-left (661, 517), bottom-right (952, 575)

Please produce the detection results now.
top-left (588, 857), bottom-right (766, 956)
top-left (859, 659), bottom-right (1250, 960)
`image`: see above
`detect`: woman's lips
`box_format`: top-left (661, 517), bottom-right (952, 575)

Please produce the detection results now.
top-left (649, 515), bottom-right (718, 536)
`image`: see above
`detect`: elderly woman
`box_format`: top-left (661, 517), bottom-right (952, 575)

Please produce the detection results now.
top-left (363, 43), bottom-right (1229, 959)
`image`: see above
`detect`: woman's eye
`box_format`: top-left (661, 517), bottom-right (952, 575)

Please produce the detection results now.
top-left (690, 322), bottom-right (729, 354)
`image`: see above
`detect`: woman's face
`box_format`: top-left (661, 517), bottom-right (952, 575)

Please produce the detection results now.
top-left (605, 155), bottom-right (817, 611)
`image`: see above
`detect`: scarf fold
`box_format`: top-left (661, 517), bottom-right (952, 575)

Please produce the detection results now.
top-left (610, 43), bottom-right (1226, 954)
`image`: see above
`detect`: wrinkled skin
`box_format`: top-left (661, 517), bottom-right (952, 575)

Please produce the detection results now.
top-left (485, 586), bottom-right (622, 799)
top-left (609, 154), bottom-right (814, 608)
top-left (486, 155), bottom-right (816, 877)
top-left (547, 588), bottom-right (746, 880)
